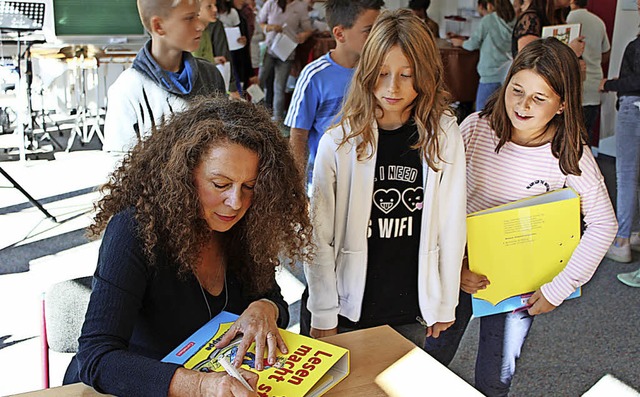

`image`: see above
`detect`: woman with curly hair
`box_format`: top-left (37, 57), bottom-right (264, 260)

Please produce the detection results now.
top-left (64, 95), bottom-right (313, 397)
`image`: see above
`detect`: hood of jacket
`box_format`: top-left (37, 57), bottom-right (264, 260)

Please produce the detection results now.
top-left (132, 40), bottom-right (199, 96)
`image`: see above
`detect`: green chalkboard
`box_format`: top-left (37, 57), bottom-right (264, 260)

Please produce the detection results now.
top-left (54, 0), bottom-right (146, 36)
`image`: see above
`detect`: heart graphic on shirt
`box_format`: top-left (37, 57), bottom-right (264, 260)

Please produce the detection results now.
top-left (402, 187), bottom-right (424, 212)
top-left (373, 189), bottom-right (401, 214)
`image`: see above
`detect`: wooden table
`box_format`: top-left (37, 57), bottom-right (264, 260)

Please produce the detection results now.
top-left (13, 325), bottom-right (481, 396)
top-left (437, 38), bottom-right (480, 103)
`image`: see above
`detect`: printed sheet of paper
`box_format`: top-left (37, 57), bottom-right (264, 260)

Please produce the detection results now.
top-left (245, 84), bottom-right (265, 103)
top-left (541, 23), bottom-right (581, 46)
top-left (225, 27), bottom-right (245, 51)
top-left (216, 62), bottom-right (231, 92)
top-left (270, 33), bottom-right (298, 62)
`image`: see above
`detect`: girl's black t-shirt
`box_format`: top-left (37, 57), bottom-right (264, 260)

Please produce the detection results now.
top-left (355, 121), bottom-right (425, 328)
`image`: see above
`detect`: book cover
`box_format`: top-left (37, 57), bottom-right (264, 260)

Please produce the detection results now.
top-left (466, 188), bottom-right (581, 316)
top-left (163, 311), bottom-right (350, 397)
top-left (541, 23), bottom-right (581, 46)
top-left (471, 288), bottom-right (581, 317)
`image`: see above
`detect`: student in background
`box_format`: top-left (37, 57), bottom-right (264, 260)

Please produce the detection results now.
top-left (428, 38), bottom-right (616, 396)
top-left (285, 0), bottom-right (383, 191)
top-left (218, 0), bottom-right (254, 94)
top-left (66, 96), bottom-right (313, 396)
top-left (511, 0), bottom-right (584, 57)
top-left (450, 0), bottom-right (515, 111)
top-left (192, 0), bottom-right (241, 99)
top-left (258, 0), bottom-right (314, 123)
top-left (103, 0), bottom-right (225, 154)
top-left (305, 10), bottom-right (466, 350)
top-left (600, 0), bottom-right (640, 268)
top-left (408, 0), bottom-right (440, 38)
top-left (567, 0), bottom-right (610, 146)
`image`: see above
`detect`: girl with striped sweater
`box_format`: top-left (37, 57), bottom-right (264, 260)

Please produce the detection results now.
top-left (426, 37), bottom-right (617, 397)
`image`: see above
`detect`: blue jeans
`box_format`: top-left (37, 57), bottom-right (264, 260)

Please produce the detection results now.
top-left (259, 53), bottom-right (292, 121)
top-left (424, 291), bottom-right (534, 397)
top-left (615, 96), bottom-right (640, 238)
top-left (476, 82), bottom-right (502, 112)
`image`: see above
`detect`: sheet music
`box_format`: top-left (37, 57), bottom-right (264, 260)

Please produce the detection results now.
top-left (224, 27), bottom-right (245, 51)
top-left (216, 62), bottom-right (231, 92)
top-left (269, 33), bottom-right (297, 62)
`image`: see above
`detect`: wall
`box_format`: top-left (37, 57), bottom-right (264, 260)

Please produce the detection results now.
top-left (600, 2), bottom-right (639, 140)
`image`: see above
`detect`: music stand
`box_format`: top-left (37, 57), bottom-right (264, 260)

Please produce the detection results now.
top-left (0, 2), bottom-right (57, 222)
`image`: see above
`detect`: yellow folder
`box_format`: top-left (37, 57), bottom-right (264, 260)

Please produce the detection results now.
top-left (467, 188), bottom-right (580, 305)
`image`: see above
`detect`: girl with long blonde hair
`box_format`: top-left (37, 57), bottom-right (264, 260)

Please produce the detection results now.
top-left (302, 9), bottom-right (467, 351)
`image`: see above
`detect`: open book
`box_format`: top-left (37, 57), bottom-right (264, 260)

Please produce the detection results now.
top-left (466, 188), bottom-right (581, 316)
top-left (163, 311), bottom-right (350, 397)
top-left (541, 23), bottom-right (581, 46)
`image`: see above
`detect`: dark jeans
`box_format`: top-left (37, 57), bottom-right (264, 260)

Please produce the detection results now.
top-left (582, 105), bottom-right (600, 146)
top-left (299, 287), bottom-right (428, 348)
top-left (424, 291), bottom-right (535, 397)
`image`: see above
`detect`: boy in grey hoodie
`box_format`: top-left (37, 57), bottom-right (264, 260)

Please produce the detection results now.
top-left (103, 0), bottom-right (226, 153)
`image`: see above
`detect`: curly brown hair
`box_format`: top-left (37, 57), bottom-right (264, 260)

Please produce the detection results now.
top-left (89, 95), bottom-right (313, 294)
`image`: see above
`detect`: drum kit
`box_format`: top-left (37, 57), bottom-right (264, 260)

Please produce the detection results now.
top-left (29, 43), bottom-right (106, 152)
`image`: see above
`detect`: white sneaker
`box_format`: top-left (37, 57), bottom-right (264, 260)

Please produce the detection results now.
top-left (617, 268), bottom-right (640, 288)
top-left (605, 243), bottom-right (632, 263)
top-left (630, 232), bottom-right (640, 253)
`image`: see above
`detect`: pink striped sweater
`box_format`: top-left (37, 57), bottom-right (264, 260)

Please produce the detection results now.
top-left (460, 112), bottom-right (617, 306)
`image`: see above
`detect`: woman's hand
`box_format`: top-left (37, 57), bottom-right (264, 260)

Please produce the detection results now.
top-left (214, 56), bottom-right (227, 64)
top-left (198, 369), bottom-right (259, 396)
top-left (238, 36), bottom-right (247, 46)
top-left (427, 321), bottom-right (453, 338)
top-left (215, 300), bottom-right (287, 370)
top-left (460, 258), bottom-right (490, 294)
top-left (169, 367), bottom-right (258, 397)
top-left (267, 24), bottom-right (283, 33)
top-left (310, 327), bottom-right (338, 339)
top-left (526, 289), bottom-right (556, 316)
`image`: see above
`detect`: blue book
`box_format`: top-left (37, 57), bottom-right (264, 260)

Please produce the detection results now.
top-left (471, 288), bottom-right (581, 317)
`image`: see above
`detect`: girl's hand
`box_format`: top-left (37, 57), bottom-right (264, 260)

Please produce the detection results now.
top-left (460, 259), bottom-right (490, 294)
top-left (569, 36), bottom-right (586, 58)
top-left (198, 369), bottom-right (259, 396)
top-left (238, 36), bottom-right (247, 45)
top-left (214, 56), bottom-right (227, 64)
top-left (427, 321), bottom-right (454, 338)
top-left (215, 300), bottom-right (287, 370)
top-left (599, 78), bottom-right (611, 92)
top-left (229, 91), bottom-right (242, 100)
top-left (526, 289), bottom-right (556, 315)
top-left (310, 327), bottom-right (338, 339)
top-left (450, 37), bottom-right (464, 47)
top-left (268, 24), bottom-right (283, 33)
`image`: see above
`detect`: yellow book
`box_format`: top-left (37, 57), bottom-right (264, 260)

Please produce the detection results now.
top-left (467, 188), bottom-right (580, 306)
top-left (163, 311), bottom-right (350, 397)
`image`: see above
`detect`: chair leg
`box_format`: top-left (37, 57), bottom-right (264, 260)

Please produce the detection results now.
top-left (41, 292), bottom-right (50, 389)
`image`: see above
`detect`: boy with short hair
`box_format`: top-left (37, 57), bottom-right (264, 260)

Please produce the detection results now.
top-left (284, 0), bottom-right (383, 185)
top-left (103, 0), bottom-right (226, 153)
